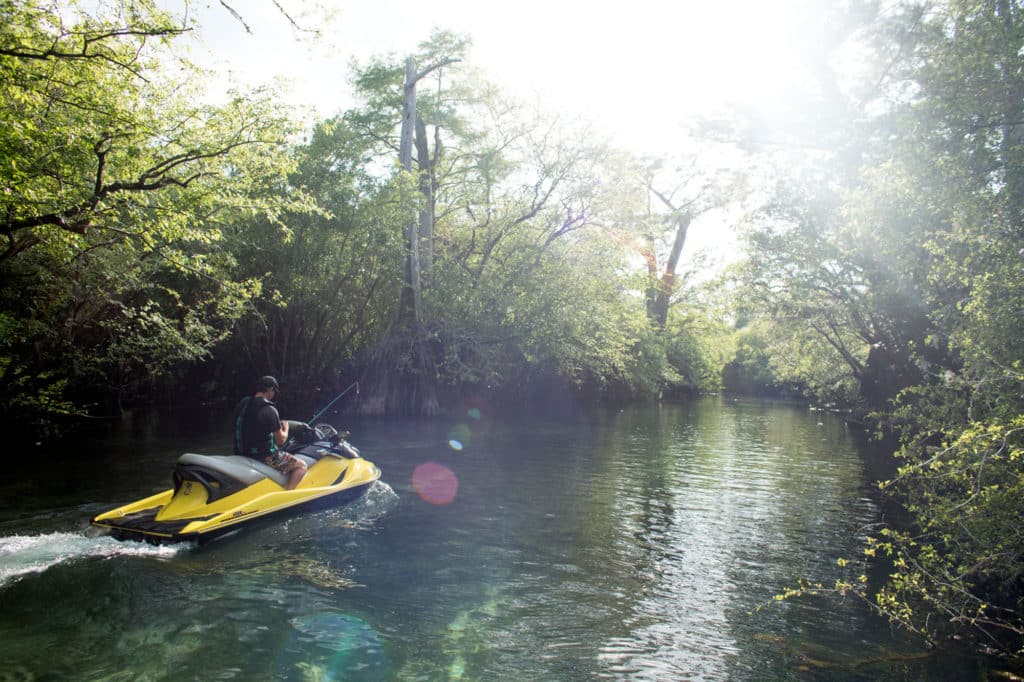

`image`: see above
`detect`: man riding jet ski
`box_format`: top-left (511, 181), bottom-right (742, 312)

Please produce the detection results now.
top-left (235, 376), bottom-right (307, 490)
top-left (91, 379), bottom-right (380, 544)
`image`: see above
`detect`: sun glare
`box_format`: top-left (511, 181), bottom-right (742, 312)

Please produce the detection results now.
top-left (166, 0), bottom-right (815, 154)
top-left (458, 0), bottom-right (811, 152)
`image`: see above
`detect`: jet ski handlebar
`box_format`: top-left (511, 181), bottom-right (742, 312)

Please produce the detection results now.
top-left (284, 420), bottom-right (350, 447)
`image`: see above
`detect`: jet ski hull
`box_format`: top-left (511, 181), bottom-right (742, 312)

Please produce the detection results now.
top-left (92, 433), bottom-right (381, 544)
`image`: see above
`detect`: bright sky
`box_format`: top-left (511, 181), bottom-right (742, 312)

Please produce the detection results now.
top-left (168, 0), bottom-right (817, 155)
top-left (159, 0), bottom-right (827, 267)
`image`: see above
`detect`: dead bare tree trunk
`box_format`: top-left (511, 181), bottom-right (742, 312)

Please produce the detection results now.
top-left (360, 56), bottom-right (457, 416)
top-left (399, 58), bottom-right (426, 324)
top-left (646, 179), bottom-right (698, 329)
top-left (415, 115), bottom-right (438, 286)
top-left (649, 211), bottom-right (692, 328)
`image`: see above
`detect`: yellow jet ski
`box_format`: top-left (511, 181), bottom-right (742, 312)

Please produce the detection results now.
top-left (91, 423), bottom-right (381, 544)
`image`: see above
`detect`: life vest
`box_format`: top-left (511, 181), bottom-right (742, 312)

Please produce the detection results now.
top-left (233, 396), bottom-right (279, 459)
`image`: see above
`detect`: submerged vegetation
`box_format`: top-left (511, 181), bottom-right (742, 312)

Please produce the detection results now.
top-left (1, 0), bottom-right (1021, 665)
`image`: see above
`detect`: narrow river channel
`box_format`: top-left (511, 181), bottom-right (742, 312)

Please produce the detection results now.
top-left (0, 397), bottom-right (981, 679)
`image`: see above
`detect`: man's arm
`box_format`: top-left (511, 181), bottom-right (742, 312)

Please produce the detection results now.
top-left (274, 418), bottom-right (289, 446)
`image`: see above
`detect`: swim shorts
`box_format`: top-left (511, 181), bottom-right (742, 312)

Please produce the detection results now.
top-left (264, 450), bottom-right (304, 473)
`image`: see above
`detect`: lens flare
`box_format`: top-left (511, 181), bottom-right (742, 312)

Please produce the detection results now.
top-left (448, 439), bottom-right (463, 451)
top-left (448, 423), bottom-right (471, 448)
top-left (274, 611), bottom-right (388, 679)
top-left (412, 462), bottom-right (459, 505)
top-left (467, 408), bottom-right (482, 420)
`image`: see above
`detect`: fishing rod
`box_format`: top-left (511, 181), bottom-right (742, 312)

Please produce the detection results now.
top-left (308, 381), bottom-right (359, 424)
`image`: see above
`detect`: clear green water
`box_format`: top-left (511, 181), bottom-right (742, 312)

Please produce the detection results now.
top-left (0, 397), bottom-right (981, 679)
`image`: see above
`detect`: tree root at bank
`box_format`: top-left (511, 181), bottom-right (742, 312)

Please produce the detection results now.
top-left (357, 329), bottom-right (441, 417)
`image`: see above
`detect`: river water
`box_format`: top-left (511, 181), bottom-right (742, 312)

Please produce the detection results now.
top-left (0, 397), bottom-right (982, 679)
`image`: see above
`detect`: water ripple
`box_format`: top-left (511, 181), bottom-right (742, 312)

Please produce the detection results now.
top-left (0, 399), bottom-right (963, 679)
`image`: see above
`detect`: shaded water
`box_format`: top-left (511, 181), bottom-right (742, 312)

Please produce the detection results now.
top-left (0, 397), bottom-right (980, 679)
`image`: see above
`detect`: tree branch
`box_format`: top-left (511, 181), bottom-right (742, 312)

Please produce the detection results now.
top-left (270, 0), bottom-right (316, 34)
top-left (217, 1), bottom-right (252, 34)
top-left (412, 58), bottom-right (461, 85)
top-left (2, 139), bottom-right (267, 237)
top-left (0, 26), bottom-right (189, 81)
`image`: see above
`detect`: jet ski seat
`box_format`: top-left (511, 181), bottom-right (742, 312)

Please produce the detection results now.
top-left (177, 453), bottom-right (316, 489)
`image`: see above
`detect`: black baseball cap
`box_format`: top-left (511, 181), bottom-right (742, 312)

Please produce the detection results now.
top-left (256, 376), bottom-right (280, 393)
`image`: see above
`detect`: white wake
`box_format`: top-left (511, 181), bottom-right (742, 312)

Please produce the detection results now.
top-left (0, 532), bottom-right (183, 587)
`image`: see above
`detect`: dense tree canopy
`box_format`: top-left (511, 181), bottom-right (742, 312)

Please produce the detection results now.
top-left (0, 0), bottom-right (309, 412)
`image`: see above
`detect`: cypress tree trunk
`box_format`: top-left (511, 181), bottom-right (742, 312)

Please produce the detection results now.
top-left (360, 56), bottom-right (456, 416)
top-left (415, 115), bottom-right (437, 286)
top-left (650, 212), bottom-right (692, 328)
